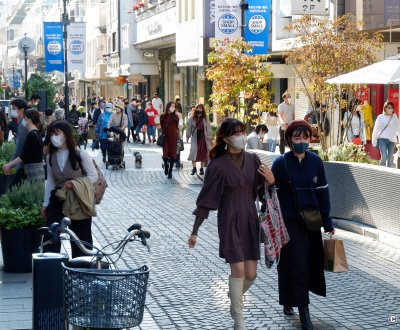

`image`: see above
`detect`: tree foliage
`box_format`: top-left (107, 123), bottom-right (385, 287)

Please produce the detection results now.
top-left (26, 74), bottom-right (57, 109)
top-left (206, 38), bottom-right (274, 124)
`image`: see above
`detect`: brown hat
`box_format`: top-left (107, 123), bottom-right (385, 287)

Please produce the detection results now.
top-left (284, 119), bottom-right (312, 144)
top-left (114, 100), bottom-right (125, 110)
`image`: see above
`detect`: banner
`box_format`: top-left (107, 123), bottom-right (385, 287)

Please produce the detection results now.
top-left (43, 22), bottom-right (64, 73)
top-left (215, 0), bottom-right (241, 39)
top-left (67, 22), bottom-right (86, 74)
top-left (244, 0), bottom-right (271, 55)
top-left (204, 0), bottom-right (216, 38)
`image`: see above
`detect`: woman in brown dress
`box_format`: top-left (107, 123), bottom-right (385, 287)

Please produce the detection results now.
top-left (188, 118), bottom-right (275, 330)
top-left (160, 101), bottom-right (179, 179)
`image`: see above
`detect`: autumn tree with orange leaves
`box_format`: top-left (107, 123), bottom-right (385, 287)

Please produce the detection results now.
top-left (206, 38), bottom-right (274, 126)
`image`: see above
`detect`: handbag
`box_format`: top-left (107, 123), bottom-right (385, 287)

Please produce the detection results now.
top-left (323, 236), bottom-right (349, 272)
top-left (257, 185), bottom-right (290, 268)
top-left (92, 159), bottom-right (108, 204)
top-left (352, 136), bottom-right (362, 145)
top-left (178, 139), bottom-right (184, 151)
top-left (156, 134), bottom-right (164, 147)
top-left (283, 156), bottom-right (323, 232)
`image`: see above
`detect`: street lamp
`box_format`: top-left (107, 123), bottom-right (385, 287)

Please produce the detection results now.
top-left (62, 0), bottom-right (70, 121)
top-left (12, 64), bottom-right (15, 94)
top-left (22, 44), bottom-right (29, 95)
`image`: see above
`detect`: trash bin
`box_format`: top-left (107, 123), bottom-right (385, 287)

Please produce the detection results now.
top-left (32, 253), bottom-right (69, 330)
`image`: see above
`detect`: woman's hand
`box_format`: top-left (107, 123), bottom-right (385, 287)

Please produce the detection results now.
top-left (40, 207), bottom-right (47, 219)
top-left (188, 235), bottom-right (197, 248)
top-left (258, 164), bottom-right (275, 186)
top-left (2, 163), bottom-right (12, 175)
top-left (64, 181), bottom-right (73, 190)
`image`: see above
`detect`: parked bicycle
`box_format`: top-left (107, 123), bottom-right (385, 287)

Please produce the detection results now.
top-left (36, 217), bottom-right (151, 329)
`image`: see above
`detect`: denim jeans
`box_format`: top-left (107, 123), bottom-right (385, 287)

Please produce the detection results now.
top-left (99, 139), bottom-right (107, 157)
top-left (266, 139), bottom-right (276, 153)
top-left (147, 125), bottom-right (156, 139)
top-left (378, 138), bottom-right (395, 167)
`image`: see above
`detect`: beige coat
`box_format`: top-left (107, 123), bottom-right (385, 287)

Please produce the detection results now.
top-left (186, 117), bottom-right (212, 161)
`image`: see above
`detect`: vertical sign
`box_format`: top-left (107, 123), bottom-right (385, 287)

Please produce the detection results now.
top-left (244, 0), bottom-right (271, 55)
top-left (204, 0), bottom-right (216, 38)
top-left (67, 22), bottom-right (86, 74)
top-left (215, 0), bottom-right (241, 39)
top-left (291, 0), bottom-right (328, 16)
top-left (43, 22), bottom-right (64, 73)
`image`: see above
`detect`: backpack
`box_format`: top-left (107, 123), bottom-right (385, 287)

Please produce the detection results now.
top-left (92, 159), bottom-right (108, 204)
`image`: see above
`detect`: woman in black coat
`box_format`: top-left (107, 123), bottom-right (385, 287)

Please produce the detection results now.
top-left (271, 120), bottom-right (335, 330)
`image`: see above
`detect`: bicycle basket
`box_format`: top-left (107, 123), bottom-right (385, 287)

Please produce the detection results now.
top-left (62, 264), bottom-right (150, 328)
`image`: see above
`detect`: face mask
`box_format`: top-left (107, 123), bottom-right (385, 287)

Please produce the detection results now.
top-left (105, 108), bottom-right (113, 113)
top-left (226, 135), bottom-right (247, 151)
top-left (196, 112), bottom-right (202, 117)
top-left (292, 142), bottom-right (309, 154)
top-left (51, 135), bottom-right (64, 148)
top-left (11, 110), bottom-right (18, 118)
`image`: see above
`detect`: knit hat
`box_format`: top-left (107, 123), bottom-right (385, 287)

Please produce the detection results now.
top-left (284, 119), bottom-right (312, 144)
top-left (114, 100), bottom-right (125, 110)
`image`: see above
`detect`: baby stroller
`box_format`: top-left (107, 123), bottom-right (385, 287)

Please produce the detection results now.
top-left (105, 126), bottom-right (126, 170)
top-left (76, 122), bottom-right (88, 150)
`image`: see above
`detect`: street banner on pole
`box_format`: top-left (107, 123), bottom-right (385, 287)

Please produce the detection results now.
top-left (67, 22), bottom-right (86, 74)
top-left (215, 0), bottom-right (241, 39)
top-left (43, 22), bottom-right (64, 73)
top-left (204, 0), bottom-right (216, 38)
top-left (244, 0), bottom-right (271, 55)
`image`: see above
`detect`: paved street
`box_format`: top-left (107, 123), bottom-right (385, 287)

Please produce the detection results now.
top-left (1, 141), bottom-right (400, 329)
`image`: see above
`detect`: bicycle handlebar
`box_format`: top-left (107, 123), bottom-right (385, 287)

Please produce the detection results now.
top-left (37, 217), bottom-right (150, 257)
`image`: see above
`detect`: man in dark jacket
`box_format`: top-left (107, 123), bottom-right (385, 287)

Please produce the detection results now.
top-left (135, 102), bottom-right (149, 144)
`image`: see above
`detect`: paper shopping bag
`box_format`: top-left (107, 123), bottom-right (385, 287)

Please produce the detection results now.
top-left (323, 238), bottom-right (349, 273)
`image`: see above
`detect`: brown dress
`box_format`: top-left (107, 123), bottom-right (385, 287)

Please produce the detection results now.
top-left (193, 152), bottom-right (264, 263)
top-left (160, 113), bottom-right (179, 159)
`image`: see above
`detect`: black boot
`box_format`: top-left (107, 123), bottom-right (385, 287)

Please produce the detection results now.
top-left (283, 306), bottom-right (294, 316)
top-left (191, 167), bottom-right (197, 175)
top-left (163, 159), bottom-right (169, 176)
top-left (199, 167), bottom-right (204, 175)
top-left (168, 159), bottom-right (174, 179)
top-left (298, 306), bottom-right (313, 330)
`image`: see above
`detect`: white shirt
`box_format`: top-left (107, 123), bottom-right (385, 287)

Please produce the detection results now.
top-left (372, 113), bottom-right (400, 145)
top-left (43, 149), bottom-right (98, 207)
top-left (266, 114), bottom-right (279, 140)
top-left (152, 97), bottom-right (163, 113)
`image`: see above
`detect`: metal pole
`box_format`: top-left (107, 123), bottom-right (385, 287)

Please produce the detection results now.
top-left (63, 0), bottom-right (70, 121)
top-left (23, 48), bottom-right (28, 97)
top-left (12, 64), bottom-right (15, 95)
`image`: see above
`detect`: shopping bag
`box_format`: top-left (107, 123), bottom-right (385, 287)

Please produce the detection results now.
top-left (259, 186), bottom-right (290, 268)
top-left (323, 238), bottom-right (349, 272)
top-left (352, 136), bottom-right (362, 145)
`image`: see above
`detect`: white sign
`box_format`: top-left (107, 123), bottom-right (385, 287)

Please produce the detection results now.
top-left (215, 0), bottom-right (241, 39)
top-left (291, 0), bottom-right (328, 16)
top-left (67, 22), bottom-right (86, 74)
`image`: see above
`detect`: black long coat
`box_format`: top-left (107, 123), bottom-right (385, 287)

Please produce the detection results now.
top-left (271, 151), bottom-right (332, 307)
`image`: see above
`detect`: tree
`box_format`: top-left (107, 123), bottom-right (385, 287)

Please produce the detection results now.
top-left (206, 38), bottom-right (274, 127)
top-left (284, 14), bottom-right (383, 155)
top-left (25, 74), bottom-right (57, 109)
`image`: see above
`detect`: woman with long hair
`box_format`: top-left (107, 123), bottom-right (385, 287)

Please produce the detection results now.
top-left (160, 101), bottom-right (179, 178)
top-left (186, 104), bottom-right (212, 175)
top-left (372, 100), bottom-right (400, 167)
top-left (342, 103), bottom-right (366, 144)
top-left (188, 118), bottom-right (274, 329)
top-left (41, 120), bottom-right (98, 258)
top-left (2, 109), bottom-right (45, 181)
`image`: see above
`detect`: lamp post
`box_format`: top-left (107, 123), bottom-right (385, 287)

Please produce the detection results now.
top-left (62, 0), bottom-right (70, 121)
top-left (240, 0), bottom-right (248, 39)
top-left (12, 64), bottom-right (15, 94)
top-left (22, 44), bottom-right (29, 97)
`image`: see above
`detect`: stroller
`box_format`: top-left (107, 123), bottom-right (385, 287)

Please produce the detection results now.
top-left (105, 126), bottom-right (126, 170)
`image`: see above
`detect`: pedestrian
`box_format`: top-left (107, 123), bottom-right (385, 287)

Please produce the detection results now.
top-left (188, 118), bottom-right (275, 330)
top-left (152, 92), bottom-right (164, 114)
top-left (266, 107), bottom-right (279, 152)
top-left (41, 108), bottom-right (56, 137)
top-left (8, 98), bottom-right (29, 187)
top-left (246, 124), bottom-right (268, 150)
top-left (271, 119), bottom-right (335, 330)
top-left (92, 98), bottom-right (105, 127)
top-left (134, 102), bottom-right (149, 144)
top-left (160, 101), bottom-right (179, 179)
top-left (69, 104), bottom-right (80, 126)
top-left (95, 102), bottom-right (113, 163)
top-left (371, 100), bottom-right (400, 167)
top-left (0, 106), bottom-right (7, 145)
top-left (41, 120), bottom-right (97, 259)
top-left (2, 109), bottom-right (44, 181)
top-left (127, 98), bottom-right (138, 142)
top-left (341, 104), bottom-right (366, 145)
top-left (278, 92), bottom-right (294, 154)
top-left (186, 104), bottom-right (212, 175)
top-left (145, 101), bottom-right (159, 143)
top-left (110, 100), bottom-right (128, 131)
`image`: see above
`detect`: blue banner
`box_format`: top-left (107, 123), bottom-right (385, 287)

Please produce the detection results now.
top-left (244, 0), bottom-right (271, 55)
top-left (43, 22), bottom-right (64, 73)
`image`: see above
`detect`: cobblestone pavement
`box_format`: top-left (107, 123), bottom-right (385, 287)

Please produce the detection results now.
top-left (1, 141), bottom-right (400, 330)
top-left (89, 142), bottom-right (400, 330)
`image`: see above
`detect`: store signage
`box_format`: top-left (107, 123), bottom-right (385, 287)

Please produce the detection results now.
top-left (291, 0), bottom-right (328, 16)
top-left (204, 0), bottom-right (216, 38)
top-left (215, 0), bottom-right (241, 39)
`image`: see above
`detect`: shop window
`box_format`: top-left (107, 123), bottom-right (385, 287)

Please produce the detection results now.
top-left (112, 32), bottom-right (116, 52)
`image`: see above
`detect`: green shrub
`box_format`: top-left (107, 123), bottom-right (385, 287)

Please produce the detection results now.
top-left (326, 143), bottom-right (379, 165)
top-left (0, 142), bottom-right (16, 162)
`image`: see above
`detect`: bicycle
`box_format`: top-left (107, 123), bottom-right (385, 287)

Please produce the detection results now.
top-left (36, 217), bottom-right (151, 329)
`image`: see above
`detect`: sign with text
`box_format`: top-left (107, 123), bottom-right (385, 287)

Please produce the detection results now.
top-left (204, 0), bottom-right (216, 38)
top-left (244, 0), bottom-right (271, 55)
top-left (291, 0), bottom-right (328, 16)
top-left (67, 22), bottom-right (86, 74)
top-left (215, 0), bottom-right (241, 39)
top-left (43, 22), bottom-right (64, 73)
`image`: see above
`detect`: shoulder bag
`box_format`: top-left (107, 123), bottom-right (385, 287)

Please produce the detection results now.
top-left (157, 117), bottom-right (171, 147)
top-left (283, 156), bottom-right (323, 231)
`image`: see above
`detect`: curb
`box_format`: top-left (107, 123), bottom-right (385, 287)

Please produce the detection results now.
top-left (332, 218), bottom-right (400, 249)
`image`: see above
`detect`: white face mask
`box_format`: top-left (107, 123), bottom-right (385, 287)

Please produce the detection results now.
top-left (51, 135), bottom-right (65, 148)
top-left (21, 119), bottom-right (27, 127)
top-left (226, 134), bottom-right (247, 151)
top-left (105, 108), bottom-right (113, 113)
top-left (11, 109), bottom-right (18, 118)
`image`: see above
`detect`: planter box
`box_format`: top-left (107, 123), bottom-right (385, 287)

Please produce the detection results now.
top-left (0, 226), bottom-right (39, 273)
